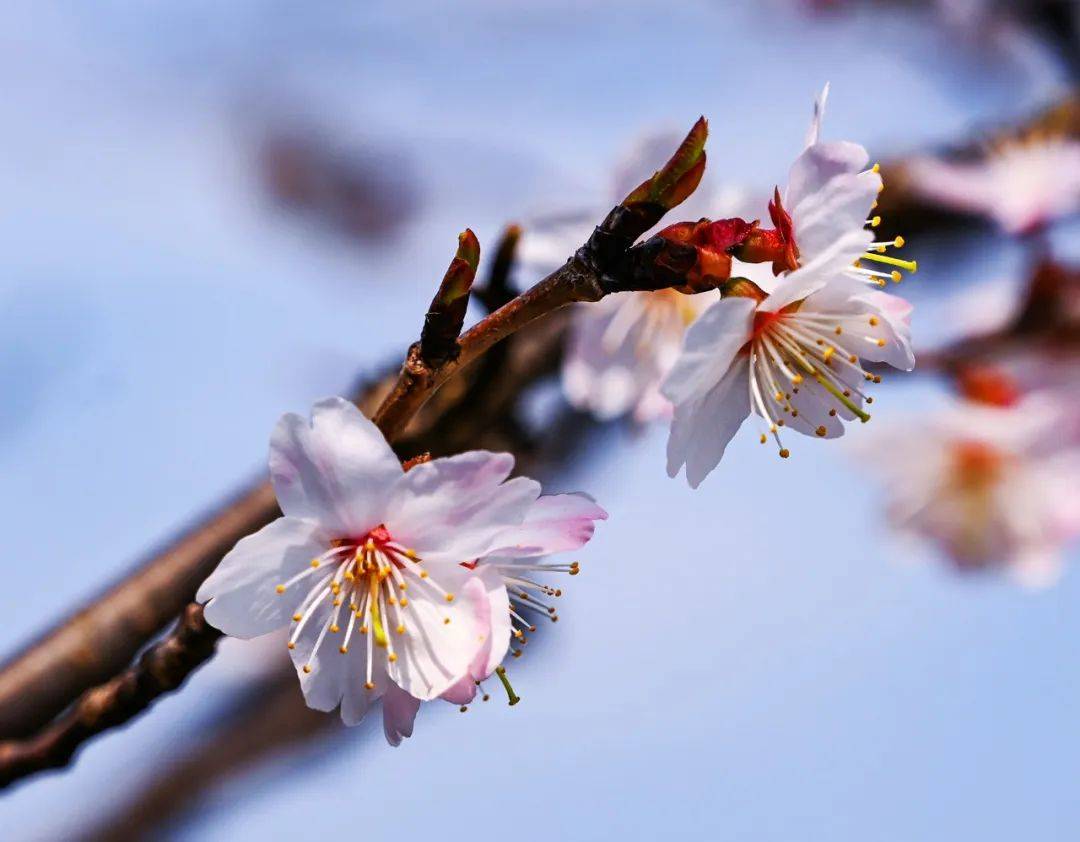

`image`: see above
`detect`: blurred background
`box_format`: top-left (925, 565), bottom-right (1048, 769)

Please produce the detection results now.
top-left (1, 1), bottom-right (1078, 839)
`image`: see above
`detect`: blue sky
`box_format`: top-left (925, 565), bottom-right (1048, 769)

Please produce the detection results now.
top-left (1, 2), bottom-right (1077, 839)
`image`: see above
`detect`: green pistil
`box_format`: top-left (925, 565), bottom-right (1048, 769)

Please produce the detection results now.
top-left (370, 588), bottom-right (389, 648)
top-left (494, 666), bottom-right (521, 706)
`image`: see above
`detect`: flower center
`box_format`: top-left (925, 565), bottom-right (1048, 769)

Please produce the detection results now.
top-left (747, 307), bottom-right (890, 458)
top-left (951, 440), bottom-right (1006, 491)
top-left (274, 524), bottom-right (455, 693)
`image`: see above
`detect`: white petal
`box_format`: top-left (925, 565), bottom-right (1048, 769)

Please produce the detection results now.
top-left (791, 169), bottom-right (881, 262)
top-left (786, 140), bottom-right (871, 211)
top-left (199, 517), bottom-right (326, 640)
top-left (269, 397), bottom-right (403, 535)
top-left (804, 82), bottom-right (830, 148)
top-left (759, 228), bottom-right (871, 314)
top-left (382, 683), bottom-right (421, 746)
top-left (385, 563), bottom-right (491, 700)
top-left (486, 493), bottom-right (608, 558)
top-left (660, 297), bottom-right (755, 406)
top-left (666, 355), bottom-right (751, 487)
top-left (387, 451), bottom-right (540, 564)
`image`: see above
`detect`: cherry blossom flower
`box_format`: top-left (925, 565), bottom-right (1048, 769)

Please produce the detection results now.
top-left (661, 87), bottom-right (916, 486)
top-left (906, 136), bottom-right (1080, 235)
top-left (197, 397), bottom-right (605, 744)
top-left (863, 395), bottom-right (1080, 587)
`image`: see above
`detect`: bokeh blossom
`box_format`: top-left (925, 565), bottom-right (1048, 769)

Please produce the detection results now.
top-left (863, 394), bottom-right (1080, 587)
top-left (198, 398), bottom-right (604, 743)
top-left (906, 135), bottom-right (1080, 235)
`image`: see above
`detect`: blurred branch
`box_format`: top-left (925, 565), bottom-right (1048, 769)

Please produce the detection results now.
top-left (875, 94), bottom-right (1080, 236)
top-left (0, 605), bottom-right (221, 789)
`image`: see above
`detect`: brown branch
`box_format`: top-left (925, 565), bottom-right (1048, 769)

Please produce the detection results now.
top-left (0, 604), bottom-right (222, 789)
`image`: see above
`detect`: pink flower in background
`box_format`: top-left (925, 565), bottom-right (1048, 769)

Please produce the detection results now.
top-left (662, 86), bottom-right (916, 486)
top-left (197, 398), bottom-right (604, 744)
top-left (863, 395), bottom-right (1080, 587)
top-left (563, 288), bottom-right (717, 421)
top-left (906, 137), bottom-right (1080, 235)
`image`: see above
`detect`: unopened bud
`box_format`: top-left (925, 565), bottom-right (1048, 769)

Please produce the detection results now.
top-left (419, 229), bottom-right (481, 365)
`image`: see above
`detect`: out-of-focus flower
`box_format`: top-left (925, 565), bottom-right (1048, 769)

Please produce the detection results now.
top-left (863, 394), bottom-right (1080, 587)
top-left (197, 398), bottom-right (603, 744)
top-left (439, 493), bottom-right (607, 710)
top-left (906, 135), bottom-right (1080, 235)
top-left (661, 86), bottom-right (916, 486)
top-left (563, 287), bottom-right (718, 422)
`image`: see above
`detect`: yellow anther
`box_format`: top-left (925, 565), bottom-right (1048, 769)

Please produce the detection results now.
top-left (359, 625), bottom-right (369, 634)
top-left (815, 426), bottom-right (827, 437)
top-left (302, 665), bottom-right (312, 674)
top-left (364, 539), bottom-right (375, 552)
top-left (445, 593), bottom-right (455, 603)
top-left (330, 624), bottom-right (340, 633)
top-left (364, 681), bottom-right (376, 690)
top-left (779, 449), bottom-right (791, 459)
top-left (834, 326), bottom-right (843, 335)
top-left (894, 236), bottom-right (905, 248)
top-left (396, 624), bottom-right (405, 635)
top-left (292, 613), bottom-right (302, 622)
top-left (444, 617), bottom-right (451, 624)
top-left (823, 346), bottom-right (835, 362)
top-left (332, 598), bottom-right (342, 607)
top-left (792, 374), bottom-right (804, 385)
top-left (419, 571), bottom-right (429, 579)
top-left (399, 598), bottom-right (409, 607)
top-left (891, 270), bottom-right (902, 282)
top-left (388, 653), bottom-right (398, 663)
top-left (331, 583), bottom-right (341, 595)
top-left (774, 390), bottom-right (784, 401)
top-left (876, 338), bottom-right (886, 347)
top-left (404, 548), bottom-right (418, 559)
top-left (828, 409), bottom-right (837, 417)
top-left (871, 162), bottom-right (881, 173)
top-left (287, 642), bottom-right (296, 650)
top-left (339, 645), bottom-right (348, 654)
top-left (760, 434), bottom-right (767, 444)
top-left (310, 559), bottom-right (320, 568)
top-left (275, 584), bottom-right (286, 594)
top-left (848, 354), bottom-right (857, 363)
top-left (870, 215), bottom-right (881, 227)
top-left (869, 316), bottom-right (879, 326)
top-left (876, 245), bottom-right (886, 253)
top-left (398, 582), bottom-right (407, 591)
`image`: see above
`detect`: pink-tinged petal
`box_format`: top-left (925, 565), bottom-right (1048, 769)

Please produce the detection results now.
top-left (439, 675), bottom-right (478, 706)
top-left (786, 140), bottom-right (871, 212)
top-left (199, 517), bottom-right (326, 640)
top-left (437, 570), bottom-right (509, 703)
top-left (474, 567), bottom-right (512, 682)
top-left (384, 563), bottom-right (490, 701)
top-left (486, 493), bottom-right (608, 558)
top-left (382, 683), bottom-right (421, 747)
top-left (661, 296), bottom-right (755, 406)
top-left (269, 397), bottom-right (402, 535)
top-left (387, 451), bottom-right (541, 564)
top-left (666, 355), bottom-right (751, 488)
